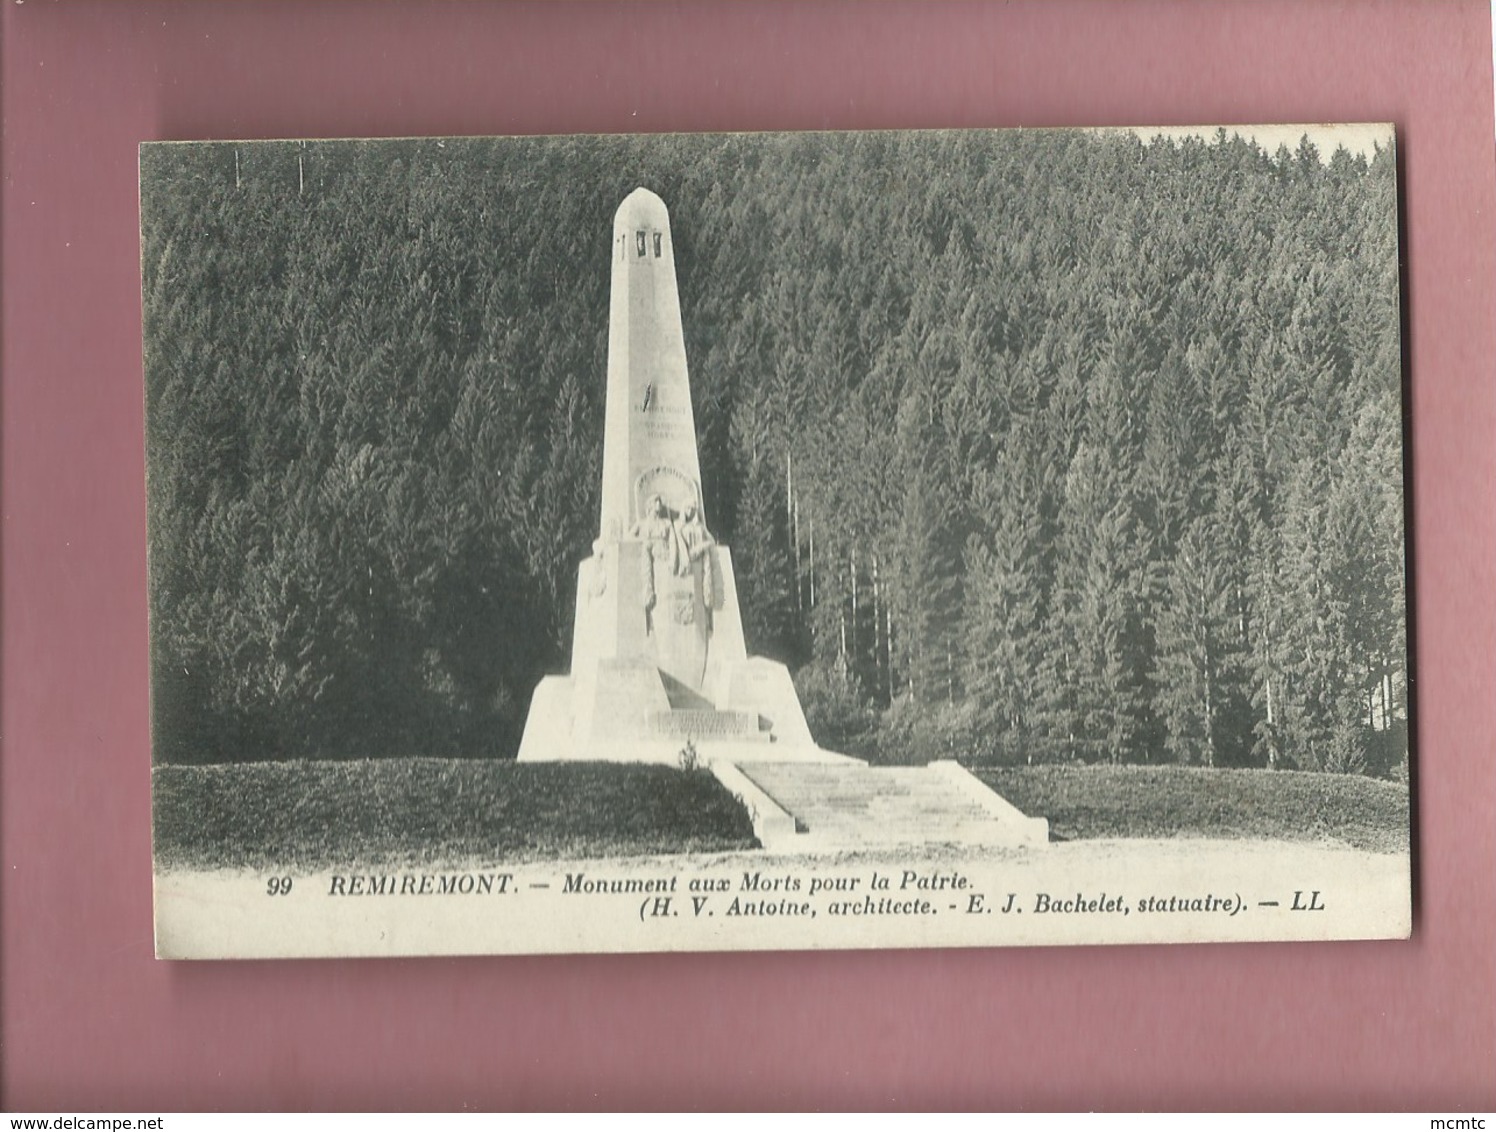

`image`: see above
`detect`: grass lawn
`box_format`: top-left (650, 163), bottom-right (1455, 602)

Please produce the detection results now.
top-left (974, 764), bottom-right (1410, 853)
top-left (153, 758), bottom-right (758, 871)
top-left (154, 758), bottom-right (1411, 871)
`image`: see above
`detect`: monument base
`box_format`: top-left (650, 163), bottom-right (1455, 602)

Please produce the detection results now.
top-left (515, 657), bottom-right (855, 766)
top-left (514, 648), bottom-right (1046, 855)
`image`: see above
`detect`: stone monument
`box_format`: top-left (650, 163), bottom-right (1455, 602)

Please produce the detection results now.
top-left (516, 188), bottom-right (1047, 853)
top-left (517, 188), bottom-right (836, 765)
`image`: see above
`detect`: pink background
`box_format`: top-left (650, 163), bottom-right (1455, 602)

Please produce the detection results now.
top-left (4, 0), bottom-right (1493, 1111)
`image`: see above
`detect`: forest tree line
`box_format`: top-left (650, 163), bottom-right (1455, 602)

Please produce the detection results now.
top-left (141, 130), bottom-right (1407, 774)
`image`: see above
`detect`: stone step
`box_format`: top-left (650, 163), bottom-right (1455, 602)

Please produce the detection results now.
top-left (735, 762), bottom-right (1047, 849)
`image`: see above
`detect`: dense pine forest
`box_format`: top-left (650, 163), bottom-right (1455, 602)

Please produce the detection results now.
top-left (141, 130), bottom-right (1407, 775)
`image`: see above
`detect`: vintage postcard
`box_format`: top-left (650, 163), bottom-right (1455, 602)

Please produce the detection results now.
top-left (143, 128), bottom-right (1410, 959)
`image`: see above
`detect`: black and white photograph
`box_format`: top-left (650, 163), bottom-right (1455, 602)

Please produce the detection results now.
top-left (143, 128), bottom-right (1410, 958)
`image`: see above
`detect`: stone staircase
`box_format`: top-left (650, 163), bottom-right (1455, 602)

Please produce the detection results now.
top-left (726, 760), bottom-right (1048, 851)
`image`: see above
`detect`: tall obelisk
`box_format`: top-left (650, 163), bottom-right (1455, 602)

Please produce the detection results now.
top-left (517, 188), bottom-right (828, 764)
top-left (598, 188), bottom-right (702, 548)
top-left (599, 189), bottom-right (712, 692)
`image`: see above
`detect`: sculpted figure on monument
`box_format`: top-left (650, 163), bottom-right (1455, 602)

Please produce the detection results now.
top-left (679, 501), bottom-right (718, 610)
top-left (587, 537), bottom-right (608, 597)
top-left (629, 493), bottom-right (685, 622)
